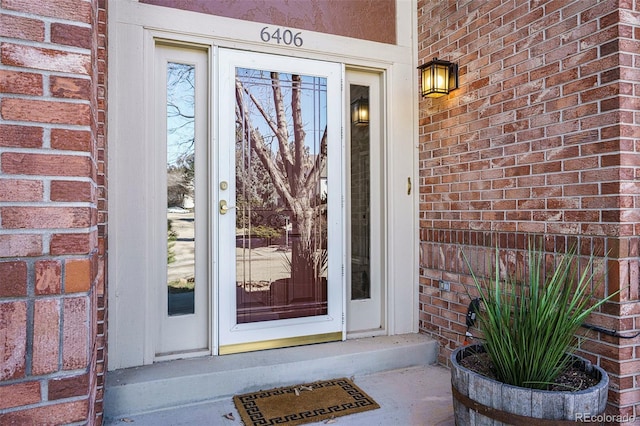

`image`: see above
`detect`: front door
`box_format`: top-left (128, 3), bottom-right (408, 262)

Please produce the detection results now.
top-left (217, 49), bottom-right (345, 354)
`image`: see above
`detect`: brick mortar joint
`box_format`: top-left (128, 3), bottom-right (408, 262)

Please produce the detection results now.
top-left (0, 7), bottom-right (93, 27)
top-left (0, 396), bottom-right (90, 416)
top-left (0, 93), bottom-right (94, 106)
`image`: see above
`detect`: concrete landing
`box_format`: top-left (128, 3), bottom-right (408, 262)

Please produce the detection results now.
top-left (104, 334), bottom-right (442, 421)
top-left (105, 364), bottom-right (454, 426)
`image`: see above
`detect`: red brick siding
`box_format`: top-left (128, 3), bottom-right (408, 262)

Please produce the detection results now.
top-left (418, 0), bottom-right (639, 419)
top-left (0, 381), bottom-right (40, 410)
top-left (0, 0), bottom-right (103, 423)
top-left (0, 301), bottom-right (27, 380)
top-left (0, 400), bottom-right (89, 425)
top-left (0, 261), bottom-right (27, 297)
top-left (92, 0), bottom-right (108, 422)
top-left (32, 298), bottom-right (61, 375)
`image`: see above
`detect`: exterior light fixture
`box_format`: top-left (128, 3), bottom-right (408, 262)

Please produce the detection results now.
top-left (351, 97), bottom-right (369, 126)
top-left (418, 57), bottom-right (458, 98)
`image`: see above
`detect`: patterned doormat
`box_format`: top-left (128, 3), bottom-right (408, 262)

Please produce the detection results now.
top-left (233, 377), bottom-right (380, 426)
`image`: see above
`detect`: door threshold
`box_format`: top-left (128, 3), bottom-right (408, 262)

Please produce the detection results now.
top-left (104, 333), bottom-right (438, 420)
top-left (219, 331), bottom-right (342, 355)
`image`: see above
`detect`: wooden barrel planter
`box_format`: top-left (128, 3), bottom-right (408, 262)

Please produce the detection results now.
top-left (451, 344), bottom-right (609, 425)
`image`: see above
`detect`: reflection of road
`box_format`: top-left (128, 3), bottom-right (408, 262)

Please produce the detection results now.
top-left (168, 211), bottom-right (292, 286)
top-left (167, 211), bottom-right (195, 283)
top-left (236, 246), bottom-right (291, 287)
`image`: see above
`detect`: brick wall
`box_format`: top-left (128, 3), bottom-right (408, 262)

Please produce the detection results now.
top-left (0, 0), bottom-right (105, 423)
top-left (94, 0), bottom-right (107, 422)
top-left (418, 0), bottom-right (639, 419)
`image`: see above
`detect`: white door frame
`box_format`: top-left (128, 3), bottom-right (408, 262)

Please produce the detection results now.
top-left (108, 0), bottom-right (417, 370)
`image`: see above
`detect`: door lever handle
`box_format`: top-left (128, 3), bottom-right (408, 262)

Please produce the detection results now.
top-left (219, 200), bottom-right (236, 215)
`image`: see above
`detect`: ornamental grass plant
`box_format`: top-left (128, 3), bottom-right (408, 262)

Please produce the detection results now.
top-left (464, 242), bottom-right (617, 389)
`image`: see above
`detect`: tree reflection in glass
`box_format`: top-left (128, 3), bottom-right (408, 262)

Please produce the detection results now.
top-left (166, 62), bottom-right (196, 316)
top-left (235, 68), bottom-right (328, 323)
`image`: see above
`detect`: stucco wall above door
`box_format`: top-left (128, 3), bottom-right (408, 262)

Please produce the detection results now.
top-left (140, 0), bottom-right (396, 44)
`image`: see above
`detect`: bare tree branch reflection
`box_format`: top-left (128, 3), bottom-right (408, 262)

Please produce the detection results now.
top-left (236, 70), bottom-right (328, 287)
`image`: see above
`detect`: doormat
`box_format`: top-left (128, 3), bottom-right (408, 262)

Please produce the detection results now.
top-left (233, 377), bottom-right (380, 426)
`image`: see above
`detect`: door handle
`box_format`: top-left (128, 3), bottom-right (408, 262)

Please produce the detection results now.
top-left (219, 200), bottom-right (236, 215)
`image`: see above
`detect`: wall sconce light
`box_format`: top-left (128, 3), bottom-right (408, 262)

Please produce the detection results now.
top-left (351, 97), bottom-right (369, 126)
top-left (418, 57), bottom-right (458, 98)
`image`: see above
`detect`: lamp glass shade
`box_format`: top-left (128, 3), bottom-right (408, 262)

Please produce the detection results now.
top-left (351, 97), bottom-right (369, 126)
top-left (419, 58), bottom-right (458, 98)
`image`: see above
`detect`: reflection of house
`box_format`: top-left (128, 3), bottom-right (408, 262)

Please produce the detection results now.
top-left (1, 1), bottom-right (639, 423)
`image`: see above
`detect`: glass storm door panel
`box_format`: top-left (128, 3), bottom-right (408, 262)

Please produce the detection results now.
top-left (156, 44), bottom-right (209, 357)
top-left (346, 70), bottom-right (384, 334)
top-left (218, 49), bottom-right (344, 354)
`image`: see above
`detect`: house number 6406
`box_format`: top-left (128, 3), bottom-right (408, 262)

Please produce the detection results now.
top-left (260, 27), bottom-right (303, 47)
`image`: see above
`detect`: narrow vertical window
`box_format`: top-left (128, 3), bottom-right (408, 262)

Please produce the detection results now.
top-left (166, 62), bottom-right (196, 316)
top-left (350, 85), bottom-right (371, 300)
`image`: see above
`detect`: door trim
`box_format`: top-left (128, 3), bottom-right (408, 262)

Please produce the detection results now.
top-left (108, 3), bottom-right (417, 370)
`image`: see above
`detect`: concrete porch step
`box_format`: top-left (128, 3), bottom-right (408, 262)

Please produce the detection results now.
top-left (104, 333), bottom-right (439, 419)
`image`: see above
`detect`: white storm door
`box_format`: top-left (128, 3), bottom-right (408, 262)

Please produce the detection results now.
top-left (217, 49), bottom-right (345, 355)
